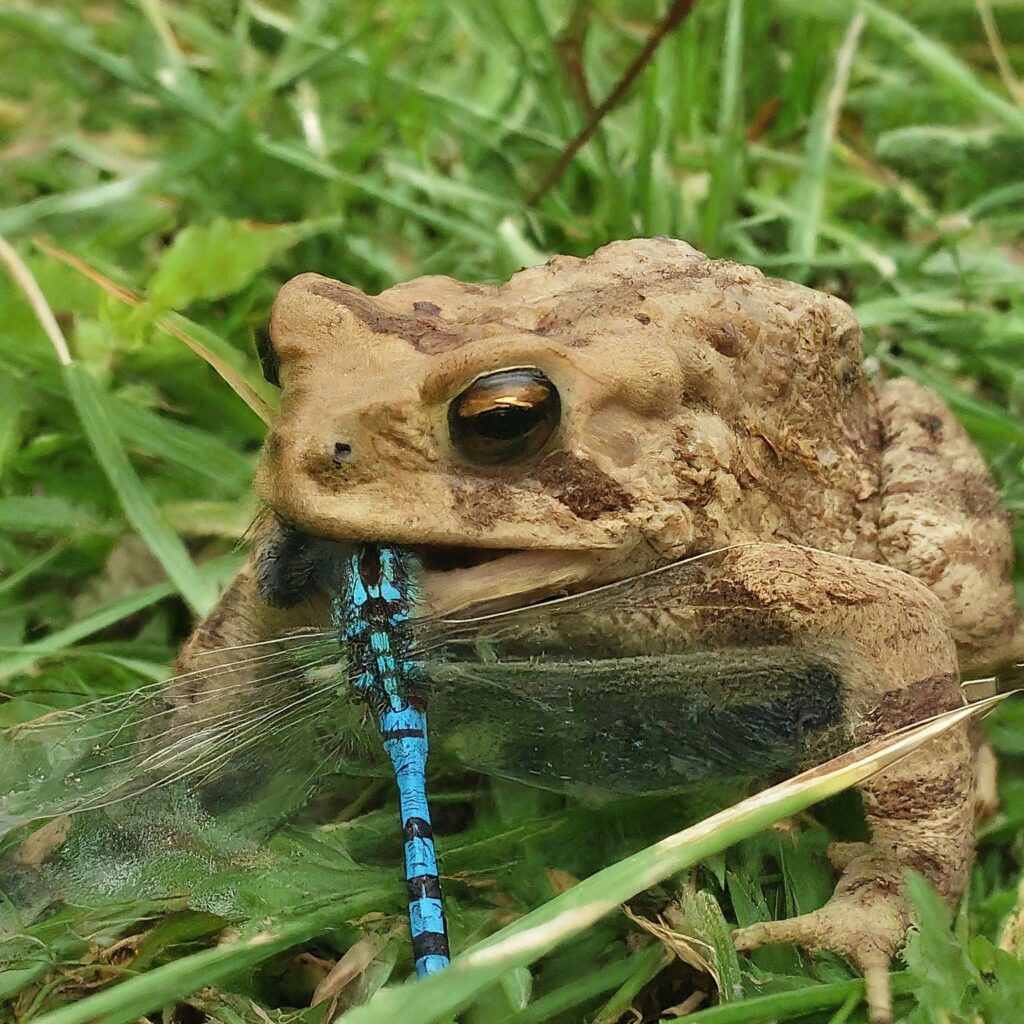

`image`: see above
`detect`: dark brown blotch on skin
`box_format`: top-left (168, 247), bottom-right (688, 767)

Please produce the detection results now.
top-left (186, 574), bottom-right (247, 655)
top-left (957, 471), bottom-right (1007, 520)
top-left (685, 573), bottom-right (795, 644)
top-left (309, 279), bottom-right (463, 354)
top-left (901, 849), bottom-right (961, 895)
top-left (300, 446), bottom-right (345, 488)
top-left (688, 575), bottom-right (772, 611)
top-left (534, 310), bottom-right (559, 334)
top-left (883, 481), bottom-right (929, 496)
top-left (537, 451), bottom-right (634, 521)
top-left (838, 873), bottom-right (902, 899)
top-left (916, 413), bottom-right (944, 440)
top-left (298, 444), bottom-right (375, 489)
top-left (263, 430), bottom-right (284, 460)
top-left (694, 607), bottom-right (794, 647)
top-left (840, 366), bottom-right (861, 389)
top-left (858, 672), bottom-right (961, 739)
top-left (707, 323), bottom-right (741, 357)
top-left (868, 776), bottom-right (962, 820)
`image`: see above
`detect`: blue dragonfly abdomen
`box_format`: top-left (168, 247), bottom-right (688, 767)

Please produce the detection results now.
top-left (334, 544), bottom-right (450, 977)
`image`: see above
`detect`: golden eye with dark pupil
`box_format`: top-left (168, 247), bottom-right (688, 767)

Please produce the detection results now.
top-left (448, 368), bottom-right (561, 464)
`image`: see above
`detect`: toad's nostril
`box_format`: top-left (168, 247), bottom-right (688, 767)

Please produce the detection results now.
top-left (333, 442), bottom-right (353, 464)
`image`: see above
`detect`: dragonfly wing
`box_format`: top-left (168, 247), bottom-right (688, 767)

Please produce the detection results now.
top-left (0, 634), bottom-right (375, 839)
top-left (424, 650), bottom-right (850, 798)
top-left (0, 633), bottom-right (402, 925)
top-left (413, 549), bottom-right (854, 798)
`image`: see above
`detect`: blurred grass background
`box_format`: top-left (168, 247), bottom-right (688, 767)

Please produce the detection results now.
top-left (1, 1), bottom-right (1024, 1021)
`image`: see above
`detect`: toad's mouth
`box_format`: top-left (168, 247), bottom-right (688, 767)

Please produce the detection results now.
top-left (412, 545), bottom-right (517, 573)
top-left (408, 543), bottom-right (634, 618)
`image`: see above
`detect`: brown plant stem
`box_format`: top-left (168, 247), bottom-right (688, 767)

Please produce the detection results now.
top-left (527, 0), bottom-right (700, 205)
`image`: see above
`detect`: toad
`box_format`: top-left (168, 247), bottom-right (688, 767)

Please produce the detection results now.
top-left (182, 237), bottom-right (1020, 1021)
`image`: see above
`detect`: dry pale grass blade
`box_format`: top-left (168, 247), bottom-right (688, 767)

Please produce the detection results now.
top-left (623, 906), bottom-right (717, 983)
top-left (974, 0), bottom-right (1024, 108)
top-left (33, 237), bottom-right (276, 426)
top-left (312, 933), bottom-right (389, 1015)
top-left (0, 235), bottom-right (72, 364)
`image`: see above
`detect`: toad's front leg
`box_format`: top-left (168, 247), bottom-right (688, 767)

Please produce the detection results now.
top-left (698, 545), bottom-right (971, 1024)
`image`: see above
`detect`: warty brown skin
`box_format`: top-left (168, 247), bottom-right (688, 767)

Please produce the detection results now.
top-left (180, 238), bottom-right (1019, 1022)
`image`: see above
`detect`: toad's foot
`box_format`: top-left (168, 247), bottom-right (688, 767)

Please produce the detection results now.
top-left (733, 869), bottom-right (909, 1024)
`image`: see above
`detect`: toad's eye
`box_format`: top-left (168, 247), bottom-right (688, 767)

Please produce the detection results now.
top-left (256, 331), bottom-right (281, 387)
top-left (448, 367), bottom-right (561, 465)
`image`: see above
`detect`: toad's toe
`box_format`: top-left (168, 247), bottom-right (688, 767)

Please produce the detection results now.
top-left (732, 889), bottom-right (908, 1024)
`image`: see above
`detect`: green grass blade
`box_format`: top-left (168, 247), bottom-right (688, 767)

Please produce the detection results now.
top-left (588, 943), bottom-right (669, 1023)
top-left (496, 950), bottom-right (649, 1024)
top-left (0, 553), bottom-right (240, 681)
top-left (701, 0), bottom-right (745, 253)
top-left (682, 973), bottom-right (916, 1023)
top-left (0, 578), bottom-right (175, 681)
top-left (0, 174), bottom-right (157, 235)
top-left (26, 905), bottom-right (359, 1024)
top-left (788, 13), bottom-right (865, 271)
top-left (0, 236), bottom-right (217, 616)
top-left (61, 363), bottom-right (216, 616)
top-left (251, 137), bottom-right (500, 245)
top-left (0, 2), bottom-right (220, 126)
top-left (0, 541), bottom-right (66, 598)
top-left (860, 1), bottom-right (1024, 135)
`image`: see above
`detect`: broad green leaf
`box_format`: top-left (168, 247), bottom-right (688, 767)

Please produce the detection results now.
top-left (146, 216), bottom-right (342, 310)
top-left (36, 239), bottom-right (277, 424)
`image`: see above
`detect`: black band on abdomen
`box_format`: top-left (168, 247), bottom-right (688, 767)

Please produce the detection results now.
top-left (412, 930), bottom-right (450, 958)
top-left (404, 816), bottom-right (433, 840)
top-left (407, 874), bottom-right (443, 901)
top-left (382, 727), bottom-right (425, 740)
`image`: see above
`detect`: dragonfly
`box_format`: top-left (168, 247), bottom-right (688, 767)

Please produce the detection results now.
top-left (0, 542), bottom-right (1017, 982)
top-left (336, 543), bottom-right (450, 976)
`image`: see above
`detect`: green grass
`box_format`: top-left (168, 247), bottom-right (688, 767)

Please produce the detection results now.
top-left (1, 1), bottom-right (1023, 1022)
